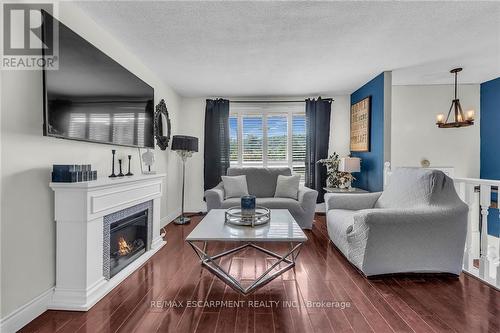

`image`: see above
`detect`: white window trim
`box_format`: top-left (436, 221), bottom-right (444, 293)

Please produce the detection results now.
top-left (229, 103), bottom-right (305, 172)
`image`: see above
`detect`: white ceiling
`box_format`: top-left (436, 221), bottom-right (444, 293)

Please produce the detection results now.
top-left (76, 1), bottom-right (500, 97)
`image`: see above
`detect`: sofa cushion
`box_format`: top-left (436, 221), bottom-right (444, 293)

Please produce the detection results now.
top-left (256, 197), bottom-right (301, 211)
top-left (274, 175), bottom-right (300, 200)
top-left (376, 168), bottom-right (440, 209)
top-left (227, 167), bottom-right (292, 198)
top-left (326, 209), bottom-right (356, 257)
top-left (221, 175), bottom-right (249, 199)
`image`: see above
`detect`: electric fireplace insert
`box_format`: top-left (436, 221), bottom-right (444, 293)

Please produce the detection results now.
top-left (109, 209), bottom-right (149, 277)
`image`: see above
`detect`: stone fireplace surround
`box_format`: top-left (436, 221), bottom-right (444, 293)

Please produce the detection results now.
top-left (49, 174), bottom-right (166, 311)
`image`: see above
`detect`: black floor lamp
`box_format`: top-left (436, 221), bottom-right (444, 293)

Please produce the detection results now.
top-left (171, 135), bottom-right (199, 225)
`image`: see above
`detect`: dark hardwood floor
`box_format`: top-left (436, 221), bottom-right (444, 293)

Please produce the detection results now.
top-left (21, 214), bottom-right (499, 333)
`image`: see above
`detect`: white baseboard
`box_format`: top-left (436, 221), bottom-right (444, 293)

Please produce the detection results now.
top-left (0, 287), bottom-right (54, 333)
top-left (186, 207), bottom-right (208, 213)
top-left (161, 210), bottom-right (181, 227)
top-left (316, 203), bottom-right (326, 213)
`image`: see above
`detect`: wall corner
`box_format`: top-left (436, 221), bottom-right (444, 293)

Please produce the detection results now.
top-left (383, 71), bottom-right (392, 165)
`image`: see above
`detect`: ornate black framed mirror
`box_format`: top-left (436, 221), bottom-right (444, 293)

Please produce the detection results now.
top-left (154, 99), bottom-right (171, 150)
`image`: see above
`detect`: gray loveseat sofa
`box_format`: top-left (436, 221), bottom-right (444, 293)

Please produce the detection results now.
top-left (325, 168), bottom-right (468, 276)
top-left (205, 167), bottom-right (318, 229)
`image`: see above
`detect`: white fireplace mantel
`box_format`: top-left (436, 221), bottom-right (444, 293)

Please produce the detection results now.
top-left (48, 173), bottom-right (166, 311)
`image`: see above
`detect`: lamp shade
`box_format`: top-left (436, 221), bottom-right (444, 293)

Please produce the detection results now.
top-left (171, 135), bottom-right (198, 152)
top-left (338, 157), bottom-right (360, 173)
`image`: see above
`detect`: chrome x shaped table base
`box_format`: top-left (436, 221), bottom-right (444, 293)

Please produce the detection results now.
top-left (187, 241), bottom-right (303, 295)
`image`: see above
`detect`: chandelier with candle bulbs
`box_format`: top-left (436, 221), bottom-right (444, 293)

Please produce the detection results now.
top-left (436, 68), bottom-right (475, 128)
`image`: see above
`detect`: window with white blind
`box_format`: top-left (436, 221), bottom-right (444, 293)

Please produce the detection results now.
top-left (229, 102), bottom-right (306, 180)
top-left (242, 116), bottom-right (263, 162)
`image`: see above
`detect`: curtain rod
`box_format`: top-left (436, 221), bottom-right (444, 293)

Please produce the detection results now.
top-left (228, 98), bottom-right (334, 103)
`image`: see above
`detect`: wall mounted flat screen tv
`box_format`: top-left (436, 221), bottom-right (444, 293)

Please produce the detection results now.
top-left (42, 12), bottom-right (154, 148)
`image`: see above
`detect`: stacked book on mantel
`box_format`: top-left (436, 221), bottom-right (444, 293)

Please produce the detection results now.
top-left (52, 164), bottom-right (97, 183)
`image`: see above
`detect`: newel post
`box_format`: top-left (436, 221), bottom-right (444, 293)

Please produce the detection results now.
top-left (479, 185), bottom-right (491, 280)
top-left (497, 209), bottom-right (500, 286)
top-left (462, 183), bottom-right (475, 271)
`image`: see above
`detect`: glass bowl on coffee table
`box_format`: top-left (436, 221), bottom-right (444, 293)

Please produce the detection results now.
top-left (224, 206), bottom-right (270, 227)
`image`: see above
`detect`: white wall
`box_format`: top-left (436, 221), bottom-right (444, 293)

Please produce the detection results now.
top-left (176, 97), bottom-right (207, 212)
top-left (328, 95), bottom-right (351, 157)
top-left (0, 2), bottom-right (182, 319)
top-left (391, 84), bottom-right (480, 177)
top-left (178, 96), bottom-right (351, 212)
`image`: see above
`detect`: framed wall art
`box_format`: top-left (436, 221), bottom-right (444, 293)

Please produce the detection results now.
top-left (350, 97), bottom-right (371, 152)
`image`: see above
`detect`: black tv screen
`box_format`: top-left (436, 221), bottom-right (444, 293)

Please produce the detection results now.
top-left (42, 12), bottom-right (154, 148)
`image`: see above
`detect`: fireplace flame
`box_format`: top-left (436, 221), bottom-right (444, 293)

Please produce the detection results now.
top-left (118, 237), bottom-right (133, 256)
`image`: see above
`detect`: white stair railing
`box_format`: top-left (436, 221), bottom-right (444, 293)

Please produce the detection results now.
top-left (454, 177), bottom-right (500, 289)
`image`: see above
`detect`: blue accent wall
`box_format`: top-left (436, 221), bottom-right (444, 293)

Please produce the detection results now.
top-left (351, 73), bottom-right (385, 192)
top-left (480, 77), bottom-right (500, 237)
top-left (488, 207), bottom-right (499, 237)
top-left (480, 77), bottom-right (500, 179)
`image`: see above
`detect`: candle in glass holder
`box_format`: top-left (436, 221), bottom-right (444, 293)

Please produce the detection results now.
top-left (466, 110), bottom-right (475, 121)
top-left (436, 114), bottom-right (445, 124)
top-left (241, 195), bottom-right (256, 222)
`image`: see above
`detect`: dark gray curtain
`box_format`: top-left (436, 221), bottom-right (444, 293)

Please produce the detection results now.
top-left (204, 99), bottom-right (230, 191)
top-left (305, 97), bottom-right (332, 203)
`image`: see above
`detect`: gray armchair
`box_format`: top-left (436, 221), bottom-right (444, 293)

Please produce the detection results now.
top-left (325, 168), bottom-right (468, 276)
top-left (205, 167), bottom-right (318, 229)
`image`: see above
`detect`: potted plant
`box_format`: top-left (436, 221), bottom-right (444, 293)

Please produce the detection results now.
top-left (317, 153), bottom-right (356, 189)
top-left (338, 172), bottom-right (356, 189)
top-left (317, 153), bottom-right (340, 188)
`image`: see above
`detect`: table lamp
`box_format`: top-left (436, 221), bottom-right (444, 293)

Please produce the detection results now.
top-left (338, 157), bottom-right (361, 191)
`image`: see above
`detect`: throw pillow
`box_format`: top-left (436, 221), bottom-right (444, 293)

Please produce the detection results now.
top-left (222, 175), bottom-right (249, 199)
top-left (274, 175), bottom-right (301, 200)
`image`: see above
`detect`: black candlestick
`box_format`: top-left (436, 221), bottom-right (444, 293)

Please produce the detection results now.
top-left (126, 155), bottom-right (133, 176)
top-left (117, 159), bottom-right (124, 177)
top-left (109, 150), bottom-right (117, 178)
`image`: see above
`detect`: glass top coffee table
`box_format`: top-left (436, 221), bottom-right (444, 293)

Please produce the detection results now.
top-left (186, 209), bottom-right (307, 295)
